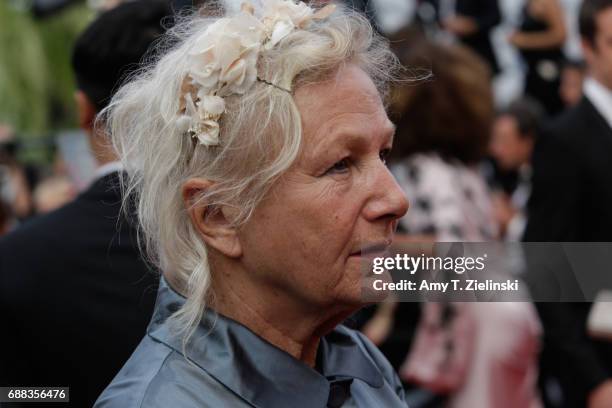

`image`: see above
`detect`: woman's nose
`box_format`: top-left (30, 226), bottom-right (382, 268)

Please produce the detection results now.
top-left (363, 165), bottom-right (409, 222)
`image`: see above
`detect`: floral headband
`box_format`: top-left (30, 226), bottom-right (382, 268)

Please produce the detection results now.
top-left (176, 0), bottom-right (336, 147)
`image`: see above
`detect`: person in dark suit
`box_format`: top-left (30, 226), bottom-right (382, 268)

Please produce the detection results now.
top-left (0, 2), bottom-right (171, 407)
top-left (524, 1), bottom-right (612, 406)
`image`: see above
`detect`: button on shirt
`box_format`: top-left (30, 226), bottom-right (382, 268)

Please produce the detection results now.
top-left (94, 278), bottom-right (409, 408)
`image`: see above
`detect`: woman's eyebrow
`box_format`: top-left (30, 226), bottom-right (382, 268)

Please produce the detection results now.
top-left (308, 132), bottom-right (369, 162)
top-left (312, 122), bottom-right (396, 157)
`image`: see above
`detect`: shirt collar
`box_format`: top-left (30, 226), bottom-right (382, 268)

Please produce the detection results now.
top-left (147, 278), bottom-right (384, 408)
top-left (94, 161), bottom-right (123, 181)
top-left (584, 77), bottom-right (612, 130)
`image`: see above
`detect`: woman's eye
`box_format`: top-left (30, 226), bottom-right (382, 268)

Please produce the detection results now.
top-left (325, 158), bottom-right (350, 175)
top-left (380, 148), bottom-right (391, 164)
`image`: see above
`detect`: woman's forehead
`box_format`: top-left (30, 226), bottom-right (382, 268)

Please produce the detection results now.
top-left (295, 65), bottom-right (379, 106)
top-left (295, 65), bottom-right (387, 131)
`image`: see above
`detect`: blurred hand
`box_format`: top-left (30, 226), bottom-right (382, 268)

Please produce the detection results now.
top-left (443, 16), bottom-right (478, 36)
top-left (508, 31), bottom-right (523, 47)
top-left (589, 380), bottom-right (612, 408)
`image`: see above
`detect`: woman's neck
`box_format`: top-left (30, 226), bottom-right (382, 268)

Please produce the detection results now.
top-left (209, 262), bottom-right (354, 367)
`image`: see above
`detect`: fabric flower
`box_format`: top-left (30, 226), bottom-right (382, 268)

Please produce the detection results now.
top-left (194, 120), bottom-right (220, 146)
top-left (262, 0), bottom-right (313, 28)
top-left (176, 0), bottom-right (336, 148)
top-left (219, 46), bottom-right (259, 95)
top-left (188, 46), bottom-right (220, 90)
top-left (265, 18), bottom-right (295, 49)
top-left (198, 94), bottom-right (225, 118)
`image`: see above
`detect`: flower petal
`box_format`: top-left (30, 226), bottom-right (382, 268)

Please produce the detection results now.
top-left (221, 58), bottom-right (247, 85)
top-left (227, 12), bottom-right (265, 46)
top-left (189, 66), bottom-right (220, 89)
top-left (214, 35), bottom-right (243, 72)
top-left (266, 18), bottom-right (294, 49)
top-left (312, 4), bottom-right (336, 20)
top-left (175, 115), bottom-right (192, 133)
top-left (196, 120), bottom-right (220, 146)
top-left (200, 94), bottom-right (225, 116)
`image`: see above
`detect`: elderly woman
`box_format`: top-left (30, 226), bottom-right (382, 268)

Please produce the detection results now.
top-left (94, 1), bottom-right (409, 407)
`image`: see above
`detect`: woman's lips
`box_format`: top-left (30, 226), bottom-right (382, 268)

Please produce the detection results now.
top-left (349, 241), bottom-right (391, 258)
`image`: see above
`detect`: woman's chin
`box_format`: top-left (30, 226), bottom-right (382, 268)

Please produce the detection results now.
top-left (360, 269), bottom-right (393, 304)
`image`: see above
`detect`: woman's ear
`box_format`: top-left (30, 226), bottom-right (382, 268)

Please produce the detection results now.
top-left (182, 178), bottom-right (242, 258)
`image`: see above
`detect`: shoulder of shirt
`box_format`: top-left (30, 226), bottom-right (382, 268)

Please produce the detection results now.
top-left (334, 325), bottom-right (399, 384)
top-left (94, 334), bottom-right (234, 408)
top-left (93, 335), bottom-right (173, 408)
top-left (96, 323), bottom-right (399, 408)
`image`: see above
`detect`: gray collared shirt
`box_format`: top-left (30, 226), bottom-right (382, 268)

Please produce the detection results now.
top-left (94, 278), bottom-right (408, 408)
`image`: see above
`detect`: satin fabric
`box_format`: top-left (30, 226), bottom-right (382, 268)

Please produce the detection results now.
top-left (94, 278), bottom-right (409, 407)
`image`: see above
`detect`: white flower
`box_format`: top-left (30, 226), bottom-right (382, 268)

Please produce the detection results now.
top-left (219, 46), bottom-right (259, 95)
top-left (188, 45), bottom-right (220, 90)
top-left (213, 35), bottom-right (243, 74)
top-left (225, 11), bottom-right (266, 47)
top-left (265, 18), bottom-right (295, 49)
top-left (190, 19), bottom-right (227, 54)
top-left (175, 115), bottom-right (192, 134)
top-left (260, 1), bottom-right (335, 47)
top-left (198, 94), bottom-right (225, 117)
top-left (195, 120), bottom-right (220, 146)
top-left (176, 0), bottom-right (336, 148)
top-left (262, 0), bottom-right (313, 28)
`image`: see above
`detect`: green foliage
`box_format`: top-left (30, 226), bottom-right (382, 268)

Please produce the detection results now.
top-left (0, 1), bottom-right (49, 134)
top-left (36, 4), bottom-right (94, 129)
top-left (0, 2), bottom-right (93, 136)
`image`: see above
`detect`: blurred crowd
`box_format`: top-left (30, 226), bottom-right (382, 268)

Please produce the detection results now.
top-left (0, 0), bottom-right (588, 237)
top-left (0, 0), bottom-right (585, 232)
top-left (1, 0), bottom-right (612, 407)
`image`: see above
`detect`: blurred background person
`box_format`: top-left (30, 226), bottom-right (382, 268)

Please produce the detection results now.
top-left (0, 125), bottom-right (33, 224)
top-left (415, 0), bottom-right (501, 76)
top-left (489, 98), bottom-right (544, 241)
top-left (524, 0), bottom-right (612, 407)
top-left (371, 41), bottom-right (541, 408)
top-left (559, 58), bottom-right (587, 107)
top-left (0, 2), bottom-right (171, 406)
top-left (442, 0), bottom-right (502, 75)
top-left (32, 175), bottom-right (76, 214)
top-left (390, 41), bottom-right (497, 242)
top-left (509, 0), bottom-right (568, 116)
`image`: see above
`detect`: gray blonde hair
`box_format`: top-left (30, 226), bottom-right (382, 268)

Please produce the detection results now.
top-left (103, 1), bottom-right (399, 344)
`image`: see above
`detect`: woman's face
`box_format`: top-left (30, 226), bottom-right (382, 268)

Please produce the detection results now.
top-left (236, 64), bottom-right (409, 311)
